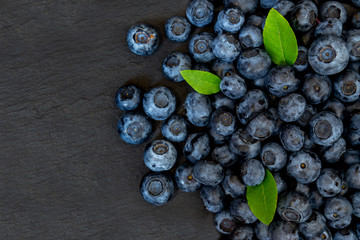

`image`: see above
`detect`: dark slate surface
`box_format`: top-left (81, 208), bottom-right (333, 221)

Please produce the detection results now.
top-left (0, 0), bottom-right (221, 239)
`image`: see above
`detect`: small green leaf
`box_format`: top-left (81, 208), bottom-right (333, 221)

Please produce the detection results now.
top-left (180, 70), bottom-right (221, 95)
top-left (263, 8), bottom-right (298, 65)
top-left (246, 169), bottom-right (278, 225)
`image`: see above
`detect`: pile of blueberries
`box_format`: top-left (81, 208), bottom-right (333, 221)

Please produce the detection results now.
top-left (118, 0), bottom-right (360, 239)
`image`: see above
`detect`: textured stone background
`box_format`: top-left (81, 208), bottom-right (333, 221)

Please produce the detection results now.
top-left (0, 0), bottom-right (221, 239)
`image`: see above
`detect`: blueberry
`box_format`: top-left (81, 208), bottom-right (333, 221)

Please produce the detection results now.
top-left (320, 137), bottom-right (346, 163)
top-left (246, 15), bottom-right (265, 28)
top-left (310, 228), bottom-right (333, 240)
top-left (220, 74), bottom-right (247, 99)
top-left (161, 115), bottom-right (189, 142)
top-left (237, 48), bottom-right (271, 80)
top-left (185, 92), bottom-right (212, 127)
top-left (216, 7), bottom-right (245, 33)
top-left (273, 172), bottom-right (287, 194)
top-left (246, 111), bottom-right (277, 141)
top-left (212, 144), bottom-right (238, 167)
top-left (140, 172), bottom-right (174, 206)
top-left (209, 127), bottom-right (230, 145)
top-left (280, 124), bottom-right (305, 152)
top-left (236, 89), bottom-right (269, 125)
top-left (353, 0), bottom-right (360, 7)
top-left (230, 198), bottom-right (257, 224)
top-left (287, 150), bottom-right (322, 184)
top-left (241, 159), bottom-right (265, 186)
top-left (302, 73), bottom-right (332, 104)
top-left (193, 160), bottom-right (224, 186)
top-left (165, 16), bottom-right (191, 42)
top-left (278, 191), bottom-right (312, 223)
top-left (299, 211), bottom-right (327, 238)
top-left (229, 129), bottom-right (261, 159)
top-left (349, 114), bottom-right (360, 147)
top-left (351, 192), bottom-right (360, 218)
top-left (274, 0), bottom-right (295, 17)
top-left (320, 1), bottom-right (347, 24)
top-left (334, 69), bottom-right (360, 103)
top-left (352, 11), bottom-right (360, 29)
top-left (212, 92), bottom-right (236, 110)
top-left (183, 133), bottom-right (210, 164)
top-left (324, 196), bottom-right (353, 222)
top-left (193, 63), bottom-right (210, 72)
top-left (343, 149), bottom-right (360, 165)
top-left (214, 210), bottom-right (236, 235)
top-left (200, 185), bottom-right (225, 213)
top-left (315, 18), bottom-right (343, 37)
top-left (346, 164), bottom-right (360, 190)
top-left (143, 86), bottom-right (176, 121)
top-left (186, 0), bottom-right (214, 27)
top-left (212, 33), bottom-right (241, 62)
top-left (127, 23), bottom-right (159, 56)
top-left (211, 59), bottom-right (237, 78)
top-left (269, 220), bottom-right (299, 240)
top-left (221, 169), bottom-right (246, 198)
top-left (255, 221), bottom-right (271, 240)
top-left (309, 188), bottom-right (325, 210)
top-left (260, 142), bottom-right (287, 171)
top-left (303, 133), bottom-right (315, 150)
top-left (334, 230), bottom-right (358, 240)
top-left (322, 98), bottom-right (345, 120)
top-left (230, 225), bottom-right (254, 240)
top-left (260, 0), bottom-right (279, 9)
top-left (238, 25), bottom-right (263, 49)
top-left (329, 216), bottom-right (352, 229)
top-left (265, 66), bottom-right (300, 97)
top-left (144, 139), bottom-right (177, 172)
top-left (115, 85), bottom-right (142, 111)
top-left (175, 163), bottom-right (202, 192)
top-left (308, 35), bottom-right (349, 75)
top-left (294, 46), bottom-right (309, 72)
top-left (189, 32), bottom-right (215, 63)
top-left (309, 111), bottom-right (343, 146)
top-left (162, 52), bottom-right (192, 82)
top-left (278, 93), bottom-right (307, 122)
top-left (117, 112), bottom-right (152, 145)
top-left (223, 0), bottom-right (258, 14)
top-left (291, 0), bottom-right (318, 32)
top-left (316, 168), bottom-right (342, 197)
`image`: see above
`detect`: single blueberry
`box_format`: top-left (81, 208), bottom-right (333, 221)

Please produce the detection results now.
top-left (200, 185), bottom-right (225, 213)
top-left (297, 104), bottom-right (317, 127)
top-left (211, 59), bottom-right (237, 78)
top-left (333, 69), bottom-right (360, 103)
top-left (270, 220), bottom-right (299, 240)
top-left (221, 169), bottom-right (246, 198)
top-left (348, 114), bottom-right (360, 147)
top-left (260, 142), bottom-right (287, 171)
top-left (186, 0), bottom-right (214, 27)
top-left (231, 225), bottom-right (254, 240)
top-left (294, 46), bottom-right (309, 72)
top-left (287, 150), bottom-right (322, 184)
top-left (274, 0), bottom-right (295, 17)
top-left (320, 137), bottom-right (346, 163)
top-left (183, 133), bottom-right (210, 164)
top-left (162, 52), bottom-right (192, 82)
top-left (212, 144), bottom-right (238, 167)
top-left (246, 15), bottom-right (265, 28)
top-left (220, 74), bottom-right (247, 99)
top-left (229, 129), bottom-right (261, 159)
top-left (320, 1), bottom-right (347, 24)
top-left (175, 163), bottom-right (202, 192)
top-left (351, 192), bottom-right (360, 218)
top-left (193, 160), bottom-right (224, 186)
top-left (346, 29), bottom-right (360, 61)
top-left (255, 221), bottom-right (271, 240)
top-left (309, 111), bottom-right (343, 146)
top-left (211, 92), bottom-right (236, 110)
top-left (246, 111), bottom-right (277, 141)
top-left (209, 127), bottom-right (230, 145)
top-left (274, 173), bottom-right (287, 194)
top-left (299, 211), bottom-right (327, 238)
top-left (316, 168), bottom-right (342, 197)
top-left (343, 149), bottom-right (360, 165)
top-left (322, 98), bottom-right (345, 120)
top-left (237, 48), bottom-right (271, 80)
top-left (230, 198), bottom-right (257, 224)
top-left (188, 32), bottom-right (215, 63)
top-left (143, 86), bottom-right (176, 121)
top-left (212, 33), bottom-right (241, 62)
top-left (216, 7), bottom-right (245, 33)
top-left (115, 84), bottom-right (142, 111)
top-left (291, 1), bottom-right (318, 32)
top-left (185, 92), bottom-right (212, 127)
top-left (260, 0), bottom-right (279, 9)
top-left (117, 112), bottom-right (152, 145)
top-left (140, 172), bottom-right (174, 206)
top-left (334, 229), bottom-right (358, 240)
top-left (315, 18), bottom-right (343, 37)
top-left (161, 114), bottom-right (189, 142)
top-left (346, 164), bottom-right (360, 190)
top-left (302, 73), bottom-right (332, 104)
top-left (324, 196), bottom-right (353, 221)
top-left (238, 25), bottom-right (263, 49)
top-left (236, 89), bottom-right (269, 125)
top-left (127, 23), bottom-right (159, 56)
top-left (328, 216), bottom-right (352, 229)
top-left (265, 66), bottom-right (300, 97)
top-left (241, 159), bottom-right (265, 186)
top-left (280, 124), bottom-right (305, 152)
top-left (277, 191), bottom-right (312, 223)
top-left (278, 93), bottom-right (307, 122)
top-left (223, 0), bottom-right (258, 14)
top-left (165, 16), bottom-right (191, 42)
top-left (143, 139), bottom-right (177, 172)
top-left (214, 210), bottom-right (236, 235)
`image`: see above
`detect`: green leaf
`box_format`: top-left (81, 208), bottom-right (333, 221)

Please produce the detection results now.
top-left (180, 70), bottom-right (221, 95)
top-left (263, 8), bottom-right (298, 65)
top-left (246, 169), bottom-right (278, 225)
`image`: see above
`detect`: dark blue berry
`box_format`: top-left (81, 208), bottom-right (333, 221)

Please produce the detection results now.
top-left (117, 112), bottom-right (152, 145)
top-left (343, 149), bottom-right (360, 165)
top-left (237, 48), bottom-right (271, 80)
top-left (320, 1), bottom-right (347, 24)
top-left (265, 66), bottom-right (300, 97)
top-left (299, 211), bottom-right (327, 238)
top-left (236, 89), bottom-right (268, 125)
top-left (321, 137), bottom-right (346, 163)
top-left (241, 159), bottom-right (265, 186)
top-left (186, 0), bottom-right (214, 27)
top-left (223, 0), bottom-right (258, 14)
top-left (144, 139), bottom-right (177, 172)
top-left (161, 115), bottom-right (189, 142)
top-left (334, 229), bottom-right (358, 240)
top-left (183, 133), bottom-right (210, 164)
top-left (274, 173), bottom-right (287, 194)
top-left (302, 73), bottom-right (332, 105)
top-left (229, 129), bottom-right (261, 159)
top-left (175, 163), bottom-right (201, 192)
top-left (127, 23), bottom-right (159, 56)
top-left (246, 111), bottom-right (276, 141)
top-left (220, 74), bottom-right (247, 99)
top-left (333, 69), bottom-right (360, 103)
top-left (216, 7), bottom-right (245, 33)
top-left (280, 124), bottom-right (305, 152)
top-left (246, 15), bottom-right (265, 28)
top-left (211, 59), bottom-right (237, 78)
top-left (261, 142), bottom-right (287, 171)
top-left (329, 216), bottom-right (352, 230)
top-left (212, 92), bottom-right (236, 110)
top-left (278, 191), bottom-right (312, 223)
top-left (278, 93), bottom-right (307, 122)
top-left (316, 168), bottom-right (342, 197)
top-left (162, 52), bottom-right (192, 82)
top-left (212, 33), bottom-right (241, 62)
top-left (260, 0), bottom-right (279, 9)
top-left (165, 16), bottom-right (191, 42)
top-left (274, 0), bottom-right (295, 17)
top-left (315, 18), bottom-right (343, 37)
top-left (231, 225), bottom-right (254, 240)
top-left (351, 192), bottom-right (360, 218)
top-left (346, 164), bottom-right (360, 190)
top-left (309, 111), bottom-right (343, 146)
top-left (230, 198), bottom-right (257, 224)
top-left (209, 127), bottom-right (230, 145)
top-left (255, 222), bottom-right (271, 240)
top-left (214, 210), bottom-right (236, 235)
top-left (221, 169), bottom-right (246, 198)
top-left (287, 150), bottom-right (321, 184)
top-left (352, 11), bottom-right (360, 29)
top-left (238, 25), bottom-right (263, 49)
top-left (291, 1), bottom-right (318, 32)
top-left (322, 98), bottom-right (345, 120)
top-left (140, 172), bottom-right (174, 206)
top-left (324, 196), bottom-right (353, 222)
top-left (297, 104), bottom-right (317, 127)
top-left (294, 46), bottom-right (309, 72)
top-left (185, 92), bottom-right (212, 127)
top-left (143, 86), bottom-right (176, 121)
top-left (353, 0), bottom-right (360, 7)
top-left (269, 220), bottom-right (299, 239)
top-left (349, 114), bottom-right (360, 147)
top-left (193, 160), bottom-right (224, 186)
top-left (188, 32), bottom-right (215, 63)
top-left (212, 144), bottom-right (238, 167)
top-left (200, 185), bottom-right (225, 213)
top-left (115, 85), bottom-right (142, 111)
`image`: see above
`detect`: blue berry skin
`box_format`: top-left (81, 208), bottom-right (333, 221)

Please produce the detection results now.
top-left (260, 0), bottom-right (279, 9)
top-left (278, 93), bottom-right (307, 122)
top-left (324, 197), bottom-right (353, 222)
top-left (183, 133), bottom-right (210, 164)
top-left (334, 69), bottom-right (360, 103)
top-left (229, 129), bottom-right (261, 159)
top-left (241, 159), bottom-right (265, 186)
top-left (127, 23), bottom-right (159, 56)
top-left (346, 164), bottom-right (360, 190)
top-left (193, 160), bottom-right (224, 186)
top-left (261, 142), bottom-right (287, 171)
top-left (269, 220), bottom-right (299, 240)
top-left (200, 185), bottom-right (225, 213)
top-left (237, 48), bottom-right (271, 80)
top-left (140, 172), bottom-right (174, 206)
top-left (294, 46), bottom-right (308, 72)
top-left (214, 21), bottom-right (224, 36)
top-left (161, 115), bottom-right (189, 143)
top-left (351, 192), bottom-right (360, 218)
top-left (231, 226), bottom-right (254, 240)
top-left (162, 52), bottom-right (192, 82)
top-left (247, 15), bottom-right (265, 28)
top-left (353, 0), bottom-right (360, 7)
top-left (165, 16), bottom-right (191, 42)
top-left (288, 150), bottom-right (321, 184)
top-left (189, 32), bottom-right (215, 63)
top-left (143, 86), bottom-right (176, 121)
top-left (329, 216), bottom-right (352, 230)
top-left (273, 173), bottom-right (286, 194)
top-left (334, 230), bottom-right (358, 240)
top-left (230, 198), bottom-right (257, 224)
top-left (280, 124), bottom-right (305, 152)
top-left (144, 139), bottom-right (177, 172)
top-left (221, 169), bottom-right (246, 198)
top-left (278, 191), bottom-right (313, 223)
top-left (115, 85), bottom-right (142, 111)
top-left (175, 163), bottom-right (201, 192)
top-left (321, 137), bottom-right (346, 164)
top-left (209, 128), bottom-right (230, 145)
top-left (315, 18), bottom-right (343, 37)
top-left (211, 59), bottom-right (237, 78)
top-left (320, 1), bottom-right (347, 24)
top-left (291, 1), bottom-right (318, 32)
top-left (117, 112), bottom-right (152, 145)
top-left (223, 0), bottom-right (258, 14)
top-left (311, 228), bottom-right (333, 240)
top-left (308, 35), bottom-right (349, 76)
top-left (236, 89), bottom-right (269, 125)
top-left (212, 92), bottom-right (236, 110)
top-left (274, 0), bottom-right (295, 17)
top-left (309, 189), bottom-right (324, 210)
top-left (185, 92), bottom-right (212, 127)
top-left (344, 150), bottom-right (360, 165)
top-left (238, 25), bottom-right (263, 49)
top-left (299, 211), bottom-right (327, 238)
top-left (296, 183), bottom-right (311, 197)
top-left (193, 63), bottom-right (210, 72)
top-left (246, 111), bottom-right (276, 141)
top-left (186, 0), bottom-right (214, 27)
top-left (214, 210), bottom-right (236, 235)
top-left (212, 33), bottom-right (241, 62)
top-left (349, 114), bottom-right (360, 147)
top-left (265, 66), bottom-right (300, 98)
top-left (302, 73), bottom-right (332, 105)
top-left (316, 168), bottom-right (342, 197)
top-left (309, 111), bottom-right (343, 146)
top-left (255, 222), bottom-right (271, 240)
top-left (322, 98), bottom-right (345, 120)
top-left (216, 7), bottom-right (245, 34)
top-left (220, 74), bottom-right (247, 100)
top-left (353, 11), bottom-right (360, 29)
top-left (212, 144), bottom-right (238, 167)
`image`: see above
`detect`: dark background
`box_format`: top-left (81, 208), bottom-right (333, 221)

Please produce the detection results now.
top-left (0, 0), bottom-right (221, 239)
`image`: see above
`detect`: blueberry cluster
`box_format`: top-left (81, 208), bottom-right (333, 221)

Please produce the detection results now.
top-left (123, 0), bottom-right (360, 239)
